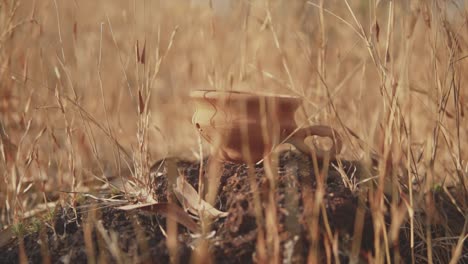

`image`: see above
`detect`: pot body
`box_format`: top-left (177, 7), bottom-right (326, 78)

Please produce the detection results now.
top-left (190, 90), bottom-right (302, 163)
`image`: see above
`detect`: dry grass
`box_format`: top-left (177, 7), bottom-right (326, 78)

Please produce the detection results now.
top-left (1, 0), bottom-right (467, 263)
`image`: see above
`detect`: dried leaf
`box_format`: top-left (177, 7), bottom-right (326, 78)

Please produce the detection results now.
top-left (138, 90), bottom-right (145, 114)
top-left (460, 95), bottom-right (464, 117)
top-left (73, 21), bottom-right (77, 41)
top-left (374, 20), bottom-right (380, 42)
top-left (117, 202), bottom-right (200, 233)
top-left (174, 175), bottom-right (228, 219)
top-left (0, 227), bottom-right (14, 249)
top-left (136, 40), bottom-right (140, 63)
top-left (136, 40), bottom-right (146, 64)
top-left (140, 40), bottom-right (146, 64)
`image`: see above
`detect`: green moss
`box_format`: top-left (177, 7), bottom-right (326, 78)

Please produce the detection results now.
top-left (433, 184), bottom-right (443, 193)
top-left (45, 208), bottom-right (55, 222)
top-left (75, 193), bottom-right (87, 205)
top-left (111, 187), bottom-right (122, 196)
top-left (11, 222), bottom-right (26, 237)
top-left (29, 217), bottom-right (43, 233)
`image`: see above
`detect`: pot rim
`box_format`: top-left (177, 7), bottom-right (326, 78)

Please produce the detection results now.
top-left (189, 89), bottom-right (301, 101)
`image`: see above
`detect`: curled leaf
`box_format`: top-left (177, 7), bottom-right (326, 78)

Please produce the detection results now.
top-left (174, 175), bottom-right (228, 219)
top-left (138, 90), bottom-right (145, 114)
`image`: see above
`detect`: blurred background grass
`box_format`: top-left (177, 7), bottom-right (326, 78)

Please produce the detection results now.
top-left (0, 0), bottom-right (467, 226)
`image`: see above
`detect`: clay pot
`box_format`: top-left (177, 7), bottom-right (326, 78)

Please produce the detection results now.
top-left (190, 90), bottom-right (342, 163)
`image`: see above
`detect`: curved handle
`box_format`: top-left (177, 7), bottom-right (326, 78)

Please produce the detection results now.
top-left (285, 125), bottom-right (342, 159)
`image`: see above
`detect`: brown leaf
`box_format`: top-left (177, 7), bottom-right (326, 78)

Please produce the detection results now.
top-left (138, 90), bottom-right (145, 114)
top-left (0, 128), bottom-right (18, 165)
top-left (140, 40), bottom-right (146, 64)
top-left (73, 22), bottom-right (77, 41)
top-left (0, 226), bottom-right (14, 249)
top-left (374, 20), bottom-right (380, 42)
top-left (117, 202), bottom-right (200, 233)
top-left (460, 95), bottom-right (464, 117)
top-left (174, 175), bottom-right (229, 219)
top-left (136, 40), bottom-right (140, 63)
top-left (136, 40), bottom-right (146, 64)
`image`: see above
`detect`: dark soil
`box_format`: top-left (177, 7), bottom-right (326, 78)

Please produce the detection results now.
top-left (0, 151), bottom-right (466, 263)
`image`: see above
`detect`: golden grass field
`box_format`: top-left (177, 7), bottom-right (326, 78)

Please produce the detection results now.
top-left (0, 0), bottom-right (467, 263)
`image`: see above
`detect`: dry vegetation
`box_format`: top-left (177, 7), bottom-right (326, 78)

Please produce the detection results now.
top-left (0, 0), bottom-right (467, 263)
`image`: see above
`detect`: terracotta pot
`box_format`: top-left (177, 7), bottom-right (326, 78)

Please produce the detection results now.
top-left (190, 90), bottom-right (342, 163)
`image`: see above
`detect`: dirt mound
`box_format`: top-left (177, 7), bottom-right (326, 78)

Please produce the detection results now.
top-left (1, 151), bottom-right (465, 263)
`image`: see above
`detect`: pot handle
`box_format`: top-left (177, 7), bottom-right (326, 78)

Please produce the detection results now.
top-left (285, 125), bottom-right (342, 159)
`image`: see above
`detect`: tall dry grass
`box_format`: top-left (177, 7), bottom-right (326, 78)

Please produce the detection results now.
top-left (1, 0), bottom-right (467, 263)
